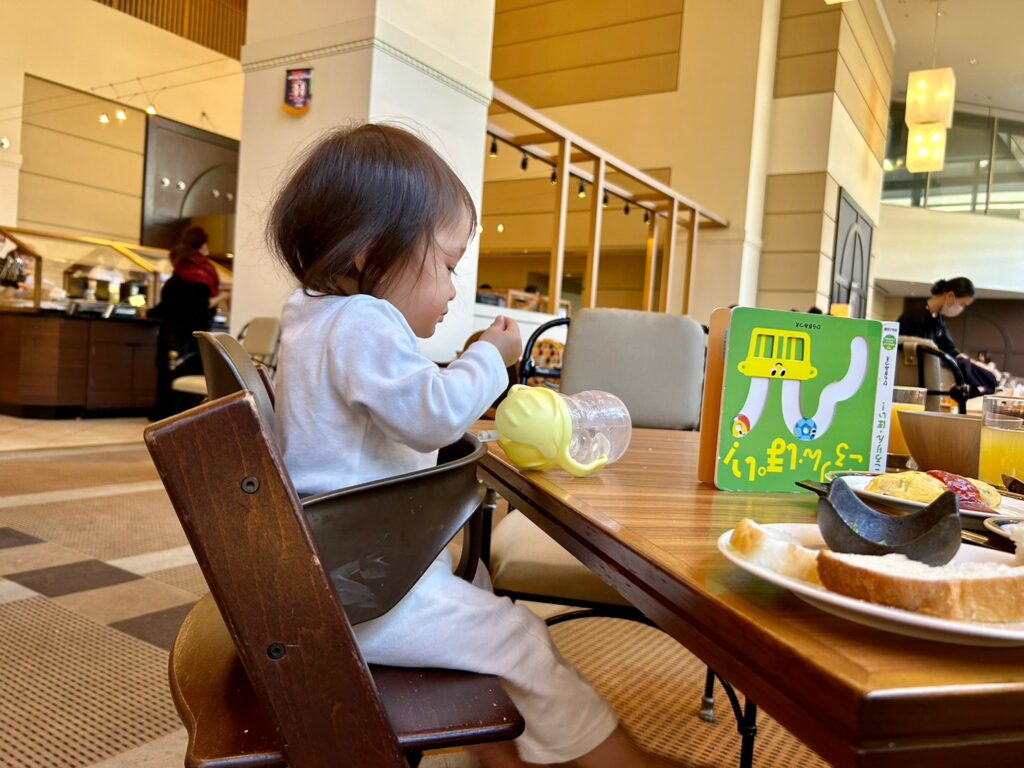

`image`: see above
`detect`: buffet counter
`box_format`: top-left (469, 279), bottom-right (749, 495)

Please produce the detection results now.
top-left (0, 310), bottom-right (158, 418)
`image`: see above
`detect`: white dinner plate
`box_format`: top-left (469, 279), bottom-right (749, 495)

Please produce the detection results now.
top-left (717, 523), bottom-right (1024, 646)
top-left (839, 475), bottom-right (1024, 520)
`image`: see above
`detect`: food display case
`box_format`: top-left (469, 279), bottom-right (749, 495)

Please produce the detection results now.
top-left (0, 226), bottom-right (230, 418)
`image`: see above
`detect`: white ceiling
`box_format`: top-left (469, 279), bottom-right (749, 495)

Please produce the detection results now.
top-left (883, 0), bottom-right (1024, 116)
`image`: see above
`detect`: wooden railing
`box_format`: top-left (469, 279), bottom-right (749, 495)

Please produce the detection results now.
top-left (95, 0), bottom-right (246, 59)
top-left (489, 87), bottom-right (728, 315)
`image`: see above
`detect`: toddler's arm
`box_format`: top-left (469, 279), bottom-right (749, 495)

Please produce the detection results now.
top-left (337, 304), bottom-right (509, 452)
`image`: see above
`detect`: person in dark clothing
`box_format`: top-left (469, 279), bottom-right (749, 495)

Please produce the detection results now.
top-left (896, 276), bottom-right (975, 359)
top-left (147, 226), bottom-right (230, 420)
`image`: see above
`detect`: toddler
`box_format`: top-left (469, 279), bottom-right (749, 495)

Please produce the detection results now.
top-left (270, 124), bottom-right (683, 768)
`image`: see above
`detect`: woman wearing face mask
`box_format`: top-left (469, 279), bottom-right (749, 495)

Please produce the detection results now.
top-left (897, 277), bottom-right (975, 359)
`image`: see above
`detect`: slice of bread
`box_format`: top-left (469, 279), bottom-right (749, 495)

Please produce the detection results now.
top-left (817, 550), bottom-right (1024, 623)
top-left (730, 518), bottom-right (821, 585)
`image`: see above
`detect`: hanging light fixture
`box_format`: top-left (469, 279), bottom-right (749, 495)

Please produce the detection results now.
top-left (623, 202), bottom-right (631, 215)
top-left (905, 67), bottom-right (956, 128)
top-left (602, 191), bottom-right (609, 207)
top-left (488, 135), bottom-right (498, 158)
top-left (905, 123), bottom-right (947, 173)
top-left (577, 180), bottom-right (586, 199)
top-left (903, 3), bottom-right (955, 174)
top-left (550, 168), bottom-right (557, 184)
top-left (520, 152), bottom-right (529, 171)
top-left (643, 210), bottom-right (650, 224)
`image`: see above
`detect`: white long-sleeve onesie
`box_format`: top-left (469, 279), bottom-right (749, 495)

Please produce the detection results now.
top-left (275, 291), bottom-right (617, 764)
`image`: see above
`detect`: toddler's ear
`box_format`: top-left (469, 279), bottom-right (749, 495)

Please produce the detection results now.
top-left (353, 253), bottom-right (368, 273)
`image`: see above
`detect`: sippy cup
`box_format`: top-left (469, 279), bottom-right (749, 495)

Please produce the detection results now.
top-left (494, 385), bottom-right (632, 477)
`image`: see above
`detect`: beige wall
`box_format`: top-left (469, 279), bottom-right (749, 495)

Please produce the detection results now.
top-left (0, 0), bottom-right (243, 229)
top-left (17, 77), bottom-right (145, 241)
top-left (759, 0), bottom-right (893, 313)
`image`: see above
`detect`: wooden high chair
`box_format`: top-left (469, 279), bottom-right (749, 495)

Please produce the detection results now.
top-left (147, 386), bottom-right (523, 766)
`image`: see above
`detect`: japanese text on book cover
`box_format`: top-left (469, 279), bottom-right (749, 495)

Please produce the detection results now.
top-left (716, 308), bottom-right (899, 491)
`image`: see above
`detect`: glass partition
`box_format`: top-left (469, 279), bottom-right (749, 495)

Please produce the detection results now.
top-left (0, 227), bottom-right (159, 314)
top-left (883, 102), bottom-right (1024, 219)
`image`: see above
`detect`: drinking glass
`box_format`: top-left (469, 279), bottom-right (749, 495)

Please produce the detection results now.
top-left (889, 386), bottom-right (927, 457)
top-left (978, 396), bottom-right (1024, 486)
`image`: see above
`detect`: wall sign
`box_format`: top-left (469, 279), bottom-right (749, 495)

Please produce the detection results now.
top-left (284, 68), bottom-right (313, 116)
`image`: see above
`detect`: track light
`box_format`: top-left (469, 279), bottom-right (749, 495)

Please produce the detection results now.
top-left (497, 223), bottom-right (505, 233)
top-left (520, 152), bottom-right (529, 171)
top-left (577, 180), bottom-right (586, 199)
top-left (98, 113), bottom-right (110, 124)
top-left (550, 168), bottom-right (557, 184)
top-left (602, 192), bottom-right (609, 207)
top-left (488, 135), bottom-right (498, 158)
top-left (146, 104), bottom-right (157, 115)
top-left (643, 210), bottom-right (650, 223)
top-left (624, 202), bottom-right (631, 215)
top-left (115, 109), bottom-right (128, 122)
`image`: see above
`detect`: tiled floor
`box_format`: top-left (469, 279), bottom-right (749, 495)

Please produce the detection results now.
top-left (0, 414), bottom-right (147, 453)
top-left (0, 417), bottom-right (826, 768)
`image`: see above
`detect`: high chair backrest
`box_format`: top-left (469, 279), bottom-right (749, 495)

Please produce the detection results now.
top-left (145, 392), bottom-right (407, 766)
top-left (194, 331), bottom-right (487, 624)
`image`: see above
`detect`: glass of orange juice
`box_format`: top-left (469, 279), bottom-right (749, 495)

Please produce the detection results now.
top-left (889, 386), bottom-right (927, 458)
top-left (978, 396), bottom-right (1024, 486)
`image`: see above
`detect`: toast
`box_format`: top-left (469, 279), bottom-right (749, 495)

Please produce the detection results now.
top-left (817, 550), bottom-right (1024, 623)
top-left (730, 518), bottom-right (821, 585)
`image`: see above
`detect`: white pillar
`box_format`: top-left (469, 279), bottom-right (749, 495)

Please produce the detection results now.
top-left (232, 1), bottom-right (495, 361)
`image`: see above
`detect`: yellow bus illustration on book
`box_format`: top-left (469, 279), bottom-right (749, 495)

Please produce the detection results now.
top-left (737, 328), bottom-right (817, 381)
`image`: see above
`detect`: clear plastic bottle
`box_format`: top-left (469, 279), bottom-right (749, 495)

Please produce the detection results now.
top-left (562, 390), bottom-right (632, 466)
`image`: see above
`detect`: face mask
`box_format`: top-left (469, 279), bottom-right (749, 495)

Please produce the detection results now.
top-left (941, 301), bottom-right (965, 318)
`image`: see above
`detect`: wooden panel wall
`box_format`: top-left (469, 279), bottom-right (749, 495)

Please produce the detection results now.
top-left (18, 77), bottom-right (145, 241)
top-left (94, 0), bottom-right (246, 59)
top-left (775, 0), bottom-right (892, 163)
top-left (492, 0), bottom-right (684, 108)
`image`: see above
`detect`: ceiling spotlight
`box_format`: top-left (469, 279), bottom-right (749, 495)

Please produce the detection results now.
top-left (488, 135), bottom-right (498, 158)
top-left (211, 189), bottom-right (221, 198)
top-left (624, 202), bottom-right (631, 215)
top-left (146, 104), bottom-right (157, 115)
top-left (176, 180), bottom-right (186, 191)
top-left (115, 109), bottom-right (128, 122)
top-left (577, 180), bottom-right (586, 199)
top-left (550, 168), bottom-right (557, 184)
top-left (643, 210), bottom-right (650, 223)
top-left (602, 191), bottom-right (609, 207)
top-left (496, 223), bottom-right (505, 233)
top-left (969, 58), bottom-right (978, 65)
top-left (98, 113), bottom-right (110, 124)
top-left (160, 176), bottom-right (170, 187)
top-left (0, 137), bottom-right (9, 150)
top-left (520, 152), bottom-right (529, 171)
top-left (226, 192), bottom-right (234, 202)
top-left (476, 224), bottom-right (484, 235)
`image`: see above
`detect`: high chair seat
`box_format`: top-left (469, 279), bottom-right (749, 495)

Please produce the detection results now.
top-left (172, 593), bottom-right (523, 767)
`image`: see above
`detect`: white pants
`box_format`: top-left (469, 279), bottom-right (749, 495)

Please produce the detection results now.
top-left (354, 551), bottom-right (619, 764)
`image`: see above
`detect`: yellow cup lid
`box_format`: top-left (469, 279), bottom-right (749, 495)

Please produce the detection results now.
top-left (495, 385), bottom-right (609, 477)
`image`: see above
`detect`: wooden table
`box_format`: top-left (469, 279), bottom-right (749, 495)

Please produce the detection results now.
top-left (477, 428), bottom-right (1024, 768)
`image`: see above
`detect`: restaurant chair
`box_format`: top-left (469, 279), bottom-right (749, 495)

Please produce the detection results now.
top-left (147, 392), bottom-right (523, 767)
top-left (171, 316), bottom-right (281, 398)
top-left (895, 335), bottom-right (969, 413)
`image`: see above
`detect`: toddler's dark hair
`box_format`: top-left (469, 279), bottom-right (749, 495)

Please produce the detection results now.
top-left (268, 123), bottom-right (476, 296)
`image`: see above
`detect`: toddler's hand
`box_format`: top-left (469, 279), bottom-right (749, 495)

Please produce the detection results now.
top-left (480, 316), bottom-right (522, 367)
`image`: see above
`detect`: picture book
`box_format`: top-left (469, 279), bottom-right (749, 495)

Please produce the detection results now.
top-left (698, 307), bottom-right (900, 492)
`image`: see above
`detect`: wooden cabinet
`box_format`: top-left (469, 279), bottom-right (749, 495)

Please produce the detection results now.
top-left (86, 321), bottom-right (158, 411)
top-left (0, 312), bottom-right (157, 417)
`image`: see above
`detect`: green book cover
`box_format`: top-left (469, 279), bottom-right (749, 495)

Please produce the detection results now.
top-left (714, 308), bottom-right (899, 492)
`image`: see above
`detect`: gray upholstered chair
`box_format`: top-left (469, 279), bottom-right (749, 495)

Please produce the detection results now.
top-left (895, 336), bottom-right (969, 413)
top-left (488, 308), bottom-right (707, 612)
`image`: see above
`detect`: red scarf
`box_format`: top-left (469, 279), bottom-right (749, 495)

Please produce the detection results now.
top-left (174, 252), bottom-right (220, 295)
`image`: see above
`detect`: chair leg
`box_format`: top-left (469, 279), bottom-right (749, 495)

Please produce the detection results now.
top-left (703, 670), bottom-right (759, 768)
top-left (699, 666), bottom-right (717, 722)
top-left (479, 487), bottom-right (497, 570)
top-left (405, 751), bottom-right (422, 767)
